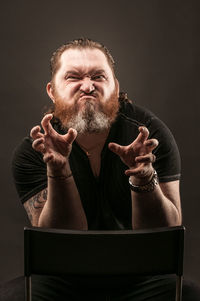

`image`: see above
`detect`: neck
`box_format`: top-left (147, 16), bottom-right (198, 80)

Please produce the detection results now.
top-left (76, 129), bottom-right (110, 150)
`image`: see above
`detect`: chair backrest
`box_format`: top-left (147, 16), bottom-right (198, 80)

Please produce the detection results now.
top-left (24, 226), bottom-right (185, 277)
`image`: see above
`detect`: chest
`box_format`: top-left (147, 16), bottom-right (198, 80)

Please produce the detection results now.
top-left (86, 147), bottom-right (102, 178)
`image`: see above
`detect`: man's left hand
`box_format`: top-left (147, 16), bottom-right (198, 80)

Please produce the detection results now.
top-left (108, 126), bottom-right (158, 184)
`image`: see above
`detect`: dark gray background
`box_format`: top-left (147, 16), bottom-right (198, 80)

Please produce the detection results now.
top-left (0, 0), bottom-right (199, 284)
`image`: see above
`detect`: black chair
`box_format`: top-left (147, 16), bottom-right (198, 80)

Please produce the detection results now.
top-left (24, 226), bottom-right (185, 301)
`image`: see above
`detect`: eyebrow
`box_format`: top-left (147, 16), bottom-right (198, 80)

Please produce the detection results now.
top-left (64, 69), bottom-right (106, 77)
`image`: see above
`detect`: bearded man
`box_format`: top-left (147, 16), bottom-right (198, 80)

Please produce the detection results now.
top-left (4, 38), bottom-right (199, 300)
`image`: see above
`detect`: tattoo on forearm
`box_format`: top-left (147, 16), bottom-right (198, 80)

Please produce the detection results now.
top-left (31, 189), bottom-right (47, 209)
top-left (24, 188), bottom-right (48, 224)
top-left (42, 189), bottom-right (47, 201)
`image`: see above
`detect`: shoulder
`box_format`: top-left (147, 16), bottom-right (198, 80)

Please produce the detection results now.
top-left (116, 98), bottom-right (168, 144)
top-left (118, 99), bottom-right (177, 141)
top-left (12, 136), bottom-right (43, 167)
top-left (118, 98), bottom-right (160, 127)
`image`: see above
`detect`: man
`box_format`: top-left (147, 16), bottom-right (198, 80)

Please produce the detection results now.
top-left (9, 38), bottom-right (199, 300)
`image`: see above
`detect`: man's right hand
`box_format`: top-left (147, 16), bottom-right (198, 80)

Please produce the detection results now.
top-left (30, 114), bottom-right (77, 176)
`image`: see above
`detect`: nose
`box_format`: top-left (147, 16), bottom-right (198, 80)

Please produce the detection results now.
top-left (80, 77), bottom-right (95, 94)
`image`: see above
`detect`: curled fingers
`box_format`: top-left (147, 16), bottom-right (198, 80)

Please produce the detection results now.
top-left (125, 165), bottom-right (154, 177)
top-left (65, 128), bottom-right (77, 145)
top-left (108, 142), bottom-right (125, 156)
top-left (135, 153), bottom-right (156, 164)
top-left (30, 126), bottom-right (43, 140)
top-left (144, 138), bottom-right (159, 151)
top-left (31, 125), bottom-right (45, 153)
top-left (41, 114), bottom-right (54, 135)
top-left (125, 153), bottom-right (156, 177)
top-left (135, 126), bottom-right (150, 144)
top-left (32, 137), bottom-right (45, 153)
top-left (43, 153), bottom-right (54, 164)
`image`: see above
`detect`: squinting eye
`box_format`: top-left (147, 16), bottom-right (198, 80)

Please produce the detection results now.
top-left (65, 76), bottom-right (80, 80)
top-left (92, 75), bottom-right (105, 80)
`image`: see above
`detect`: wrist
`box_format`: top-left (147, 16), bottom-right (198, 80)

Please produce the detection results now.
top-left (47, 161), bottom-right (71, 178)
top-left (47, 173), bottom-right (73, 180)
top-left (129, 169), bottom-right (155, 186)
top-left (129, 170), bottom-right (159, 193)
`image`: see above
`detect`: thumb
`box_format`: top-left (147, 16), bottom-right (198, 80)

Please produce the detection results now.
top-left (41, 114), bottom-right (54, 135)
top-left (64, 128), bottom-right (77, 144)
top-left (108, 142), bottom-right (125, 156)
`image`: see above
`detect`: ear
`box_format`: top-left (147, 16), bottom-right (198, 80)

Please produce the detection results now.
top-left (46, 82), bottom-right (55, 103)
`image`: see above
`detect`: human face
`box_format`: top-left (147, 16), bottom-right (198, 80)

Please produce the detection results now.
top-left (46, 48), bottom-right (119, 133)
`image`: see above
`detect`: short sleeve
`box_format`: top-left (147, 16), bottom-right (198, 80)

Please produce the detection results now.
top-left (12, 137), bottom-right (47, 204)
top-left (149, 117), bottom-right (181, 182)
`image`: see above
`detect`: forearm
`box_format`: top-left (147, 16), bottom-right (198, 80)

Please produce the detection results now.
top-left (131, 180), bottom-right (182, 229)
top-left (38, 175), bottom-right (88, 229)
top-left (37, 162), bottom-right (88, 229)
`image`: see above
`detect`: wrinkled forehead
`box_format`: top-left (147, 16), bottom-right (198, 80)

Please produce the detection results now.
top-left (58, 48), bottom-right (114, 75)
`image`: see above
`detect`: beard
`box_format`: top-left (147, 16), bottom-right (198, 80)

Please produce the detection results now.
top-left (53, 87), bottom-right (119, 134)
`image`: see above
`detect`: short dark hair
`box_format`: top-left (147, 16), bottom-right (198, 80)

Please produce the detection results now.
top-left (50, 38), bottom-right (115, 80)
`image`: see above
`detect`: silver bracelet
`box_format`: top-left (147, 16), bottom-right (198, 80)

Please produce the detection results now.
top-left (129, 170), bottom-right (158, 193)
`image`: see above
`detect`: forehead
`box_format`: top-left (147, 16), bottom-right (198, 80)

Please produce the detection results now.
top-left (58, 48), bottom-right (112, 74)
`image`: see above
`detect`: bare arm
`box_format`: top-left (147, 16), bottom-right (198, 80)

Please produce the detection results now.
top-left (26, 114), bottom-right (88, 230)
top-left (24, 188), bottom-right (47, 226)
top-left (130, 180), bottom-right (182, 229)
top-left (109, 126), bottom-right (182, 229)
top-left (39, 170), bottom-right (87, 229)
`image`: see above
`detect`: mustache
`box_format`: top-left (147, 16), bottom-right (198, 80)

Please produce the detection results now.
top-left (79, 91), bottom-right (99, 98)
top-left (74, 91), bottom-right (100, 104)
